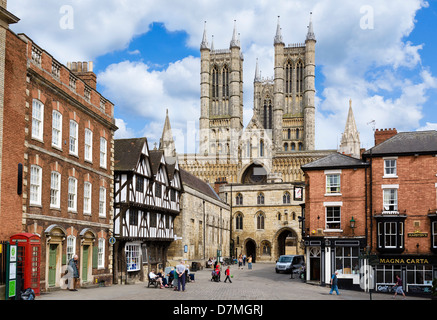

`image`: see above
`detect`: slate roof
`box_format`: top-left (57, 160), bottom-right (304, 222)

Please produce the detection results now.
top-left (149, 150), bottom-right (165, 175)
top-left (301, 152), bottom-right (368, 171)
top-left (114, 138), bottom-right (148, 171)
top-left (363, 130), bottom-right (437, 157)
top-left (180, 168), bottom-right (222, 202)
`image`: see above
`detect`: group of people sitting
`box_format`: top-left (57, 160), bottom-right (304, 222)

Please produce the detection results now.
top-left (149, 263), bottom-right (194, 289)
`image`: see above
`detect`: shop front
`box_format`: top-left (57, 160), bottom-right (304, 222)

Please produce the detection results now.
top-left (373, 254), bottom-right (437, 296)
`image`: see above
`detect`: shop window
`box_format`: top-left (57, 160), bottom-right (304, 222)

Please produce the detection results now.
top-left (335, 246), bottom-right (360, 275)
top-left (125, 244), bottom-right (140, 272)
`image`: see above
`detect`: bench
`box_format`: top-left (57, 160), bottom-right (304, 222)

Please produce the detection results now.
top-left (147, 274), bottom-right (159, 288)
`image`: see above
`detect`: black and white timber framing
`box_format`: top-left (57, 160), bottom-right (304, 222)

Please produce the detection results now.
top-left (113, 137), bottom-right (182, 283)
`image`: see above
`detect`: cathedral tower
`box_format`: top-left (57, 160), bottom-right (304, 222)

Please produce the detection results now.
top-left (199, 21), bottom-right (244, 156)
top-left (339, 99), bottom-right (361, 159)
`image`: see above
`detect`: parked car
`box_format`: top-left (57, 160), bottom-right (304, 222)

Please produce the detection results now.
top-left (275, 255), bottom-right (305, 274)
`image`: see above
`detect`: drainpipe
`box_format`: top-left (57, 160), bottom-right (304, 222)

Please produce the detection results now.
top-left (203, 200), bottom-right (205, 260)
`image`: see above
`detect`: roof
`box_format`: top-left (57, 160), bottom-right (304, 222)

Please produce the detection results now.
top-left (180, 168), bottom-right (222, 202)
top-left (363, 130), bottom-right (437, 157)
top-left (301, 152), bottom-right (368, 170)
top-left (114, 138), bottom-right (148, 171)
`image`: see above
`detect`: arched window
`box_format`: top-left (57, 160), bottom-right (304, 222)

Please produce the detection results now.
top-left (257, 212), bottom-right (265, 229)
top-left (235, 213), bottom-right (243, 230)
top-left (260, 140), bottom-right (264, 157)
top-left (263, 99), bottom-right (272, 129)
top-left (236, 193), bottom-right (243, 205)
top-left (291, 143), bottom-right (296, 151)
top-left (222, 65), bottom-right (229, 98)
top-left (296, 128), bottom-right (300, 140)
top-left (257, 193), bottom-right (265, 205)
top-left (284, 143), bottom-right (288, 151)
top-left (298, 142), bottom-right (303, 150)
top-left (212, 66), bottom-right (219, 99)
top-left (283, 192), bottom-right (291, 204)
top-left (277, 213), bottom-right (281, 221)
top-left (261, 242), bottom-right (271, 255)
top-left (285, 60), bottom-right (292, 95)
top-left (287, 128), bottom-right (291, 139)
top-left (296, 61), bottom-right (304, 94)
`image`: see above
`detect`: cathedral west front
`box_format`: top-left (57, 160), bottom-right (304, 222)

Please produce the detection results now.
top-left (160, 15), bottom-right (359, 262)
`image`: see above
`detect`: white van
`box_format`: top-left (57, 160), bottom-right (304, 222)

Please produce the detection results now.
top-left (275, 255), bottom-right (305, 274)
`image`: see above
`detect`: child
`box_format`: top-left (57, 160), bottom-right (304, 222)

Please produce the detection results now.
top-left (224, 266), bottom-right (232, 283)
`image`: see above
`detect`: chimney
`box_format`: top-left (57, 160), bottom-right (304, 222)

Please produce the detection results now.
top-left (67, 61), bottom-right (97, 89)
top-left (374, 128), bottom-right (397, 146)
top-left (214, 177), bottom-right (227, 194)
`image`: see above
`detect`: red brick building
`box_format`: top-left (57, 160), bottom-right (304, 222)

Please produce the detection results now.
top-left (302, 129), bottom-right (437, 295)
top-left (0, 2), bottom-right (117, 293)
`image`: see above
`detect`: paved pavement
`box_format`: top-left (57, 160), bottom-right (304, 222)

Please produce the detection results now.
top-left (36, 262), bottom-right (429, 301)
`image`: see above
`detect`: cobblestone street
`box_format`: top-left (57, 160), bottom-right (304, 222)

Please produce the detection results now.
top-left (36, 262), bottom-right (428, 301)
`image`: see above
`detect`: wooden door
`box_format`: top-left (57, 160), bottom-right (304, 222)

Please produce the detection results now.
top-left (48, 244), bottom-right (57, 287)
top-left (82, 245), bottom-right (89, 282)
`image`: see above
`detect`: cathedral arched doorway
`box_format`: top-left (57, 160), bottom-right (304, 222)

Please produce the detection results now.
top-left (240, 163), bottom-right (267, 184)
top-left (245, 239), bottom-right (256, 263)
top-left (276, 228), bottom-right (298, 259)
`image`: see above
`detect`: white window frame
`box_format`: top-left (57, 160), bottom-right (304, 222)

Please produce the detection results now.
top-left (99, 187), bottom-right (106, 217)
top-left (69, 120), bottom-right (78, 156)
top-left (50, 171), bottom-right (61, 208)
top-left (52, 110), bottom-right (62, 149)
top-left (66, 235), bottom-right (76, 262)
top-left (125, 243), bottom-right (141, 272)
top-left (32, 100), bottom-right (44, 141)
top-left (98, 238), bottom-right (105, 269)
top-left (383, 157), bottom-right (398, 178)
top-left (382, 185), bottom-right (399, 213)
top-left (68, 177), bottom-right (77, 212)
top-left (325, 170), bottom-right (341, 195)
top-left (83, 181), bottom-right (92, 215)
top-left (100, 137), bottom-right (107, 168)
top-left (325, 206), bottom-right (342, 231)
top-left (84, 128), bottom-right (93, 162)
top-left (30, 165), bottom-right (42, 205)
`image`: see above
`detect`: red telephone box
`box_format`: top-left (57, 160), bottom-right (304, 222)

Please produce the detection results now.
top-left (10, 233), bottom-right (41, 296)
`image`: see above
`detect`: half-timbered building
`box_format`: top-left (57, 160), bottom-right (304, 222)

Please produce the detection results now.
top-left (113, 138), bottom-right (182, 283)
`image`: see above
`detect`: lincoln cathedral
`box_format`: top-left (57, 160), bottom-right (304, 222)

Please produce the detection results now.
top-left (160, 15), bottom-right (360, 262)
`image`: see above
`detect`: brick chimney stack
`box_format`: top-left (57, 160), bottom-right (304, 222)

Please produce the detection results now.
top-left (374, 128), bottom-right (397, 146)
top-left (67, 61), bottom-right (97, 90)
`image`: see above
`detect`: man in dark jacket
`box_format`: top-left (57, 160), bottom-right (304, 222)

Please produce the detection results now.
top-left (68, 255), bottom-right (80, 291)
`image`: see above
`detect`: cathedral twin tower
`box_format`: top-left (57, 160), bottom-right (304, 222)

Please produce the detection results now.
top-left (198, 15), bottom-right (316, 157)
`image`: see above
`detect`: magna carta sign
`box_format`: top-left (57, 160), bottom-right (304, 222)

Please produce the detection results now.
top-left (378, 255), bottom-right (437, 265)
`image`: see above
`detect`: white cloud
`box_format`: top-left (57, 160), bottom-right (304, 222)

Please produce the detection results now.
top-left (8, 0), bottom-right (436, 152)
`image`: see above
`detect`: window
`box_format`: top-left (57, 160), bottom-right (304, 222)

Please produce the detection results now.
top-left (407, 265), bottom-right (433, 286)
top-left (30, 165), bottom-right (42, 205)
top-left (98, 238), bottom-right (105, 269)
top-left (99, 187), bottom-right (106, 217)
top-left (257, 213), bottom-right (265, 230)
top-left (32, 100), bottom-right (44, 140)
top-left (283, 192), bottom-right (291, 204)
top-left (326, 206), bottom-right (341, 230)
top-left (155, 183), bottom-right (162, 198)
top-left (52, 110), bottom-right (62, 148)
top-left (50, 171), bottom-right (61, 208)
top-left (84, 129), bottom-right (93, 162)
top-left (136, 175), bottom-right (144, 193)
top-left (383, 189), bottom-right (398, 212)
top-left (69, 120), bottom-right (78, 155)
top-left (335, 246), bottom-right (360, 275)
top-left (433, 221), bottom-right (437, 249)
top-left (377, 220), bottom-right (404, 250)
top-left (222, 65), bottom-right (229, 98)
top-left (212, 66), bottom-right (219, 99)
top-left (66, 236), bottom-right (76, 262)
top-left (375, 265), bottom-right (401, 287)
top-left (326, 174), bottom-right (341, 194)
top-left (170, 189), bottom-right (176, 202)
top-left (68, 177), bottom-right (77, 211)
top-left (257, 193), bottom-right (265, 205)
top-left (384, 158), bottom-right (397, 177)
top-left (125, 244), bottom-right (140, 272)
top-left (129, 209), bottom-right (138, 226)
top-left (285, 61), bottom-right (292, 94)
top-left (100, 137), bottom-right (107, 168)
top-left (83, 182), bottom-right (92, 214)
top-left (296, 61), bottom-right (304, 94)
top-left (236, 193), bottom-right (243, 205)
top-left (235, 213), bottom-right (243, 230)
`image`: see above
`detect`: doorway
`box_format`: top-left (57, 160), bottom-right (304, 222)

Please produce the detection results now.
top-left (82, 245), bottom-right (89, 282)
top-left (277, 228), bottom-right (298, 259)
top-left (309, 247), bottom-right (321, 281)
top-left (245, 239), bottom-right (256, 263)
top-left (48, 244), bottom-right (58, 287)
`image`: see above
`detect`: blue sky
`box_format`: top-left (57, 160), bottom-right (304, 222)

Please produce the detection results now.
top-left (8, 0), bottom-right (437, 153)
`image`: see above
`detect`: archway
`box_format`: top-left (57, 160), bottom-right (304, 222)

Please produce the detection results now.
top-left (240, 163), bottom-right (267, 184)
top-left (245, 239), bottom-right (256, 263)
top-left (276, 228), bottom-right (298, 259)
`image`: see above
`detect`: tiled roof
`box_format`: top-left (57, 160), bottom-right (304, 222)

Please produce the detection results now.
top-left (363, 130), bottom-right (437, 156)
top-left (301, 152), bottom-right (368, 170)
top-left (180, 168), bottom-right (222, 202)
top-left (114, 138), bottom-right (148, 171)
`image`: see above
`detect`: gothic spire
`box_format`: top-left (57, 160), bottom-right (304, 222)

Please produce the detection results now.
top-left (200, 21), bottom-right (210, 49)
top-left (339, 99), bottom-right (361, 158)
top-left (254, 58), bottom-right (260, 82)
top-left (230, 20), bottom-right (240, 48)
top-left (274, 16), bottom-right (284, 45)
top-left (159, 109), bottom-right (176, 158)
top-left (211, 35), bottom-right (215, 51)
top-left (306, 12), bottom-right (316, 41)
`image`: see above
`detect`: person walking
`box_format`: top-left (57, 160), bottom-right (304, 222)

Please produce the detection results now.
top-left (238, 254), bottom-right (243, 269)
top-left (393, 275), bottom-right (406, 299)
top-left (224, 266), bottom-right (232, 283)
top-left (247, 255), bottom-right (253, 270)
top-left (329, 271), bottom-right (340, 295)
top-left (243, 254), bottom-right (246, 266)
top-left (175, 260), bottom-right (186, 292)
top-left (68, 255), bottom-right (80, 291)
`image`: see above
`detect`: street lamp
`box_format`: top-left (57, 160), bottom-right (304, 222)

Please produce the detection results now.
top-left (350, 216), bottom-right (356, 235)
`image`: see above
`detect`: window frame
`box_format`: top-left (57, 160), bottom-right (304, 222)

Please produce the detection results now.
top-left (50, 171), bottom-right (61, 209)
top-left (99, 187), bottom-right (106, 218)
top-left (30, 165), bottom-right (42, 206)
top-left (326, 173), bottom-right (341, 195)
top-left (68, 177), bottom-right (78, 212)
top-left (83, 181), bottom-right (92, 215)
top-left (84, 128), bottom-right (93, 162)
top-left (52, 110), bottom-right (62, 149)
top-left (383, 157), bottom-right (397, 178)
top-left (100, 137), bottom-right (107, 168)
top-left (325, 206), bottom-right (341, 230)
top-left (98, 238), bottom-right (105, 269)
top-left (32, 100), bottom-right (44, 141)
top-left (69, 120), bottom-right (78, 156)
